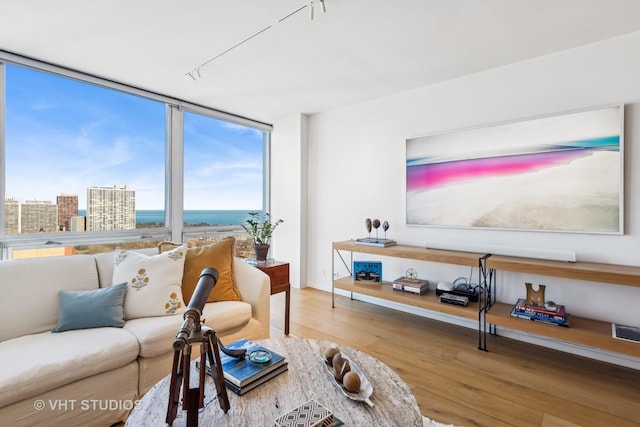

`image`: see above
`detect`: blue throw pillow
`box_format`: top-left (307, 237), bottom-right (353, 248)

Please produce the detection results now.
top-left (52, 282), bottom-right (128, 333)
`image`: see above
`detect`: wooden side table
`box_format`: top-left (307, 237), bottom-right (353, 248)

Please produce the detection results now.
top-left (250, 260), bottom-right (290, 335)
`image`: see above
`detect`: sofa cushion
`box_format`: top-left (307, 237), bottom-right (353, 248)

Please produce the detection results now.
top-left (159, 237), bottom-right (242, 304)
top-left (0, 328), bottom-right (139, 407)
top-left (124, 300), bottom-right (252, 358)
top-left (52, 282), bottom-right (128, 332)
top-left (0, 255), bottom-right (99, 342)
top-left (94, 247), bottom-right (158, 288)
top-left (112, 245), bottom-right (188, 319)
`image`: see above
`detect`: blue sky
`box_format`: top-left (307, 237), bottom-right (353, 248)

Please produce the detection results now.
top-left (5, 64), bottom-right (264, 210)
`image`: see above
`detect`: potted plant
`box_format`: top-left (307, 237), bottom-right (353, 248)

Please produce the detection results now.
top-left (242, 211), bottom-right (284, 261)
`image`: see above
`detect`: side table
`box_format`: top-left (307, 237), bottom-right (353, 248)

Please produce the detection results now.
top-left (249, 259), bottom-right (290, 335)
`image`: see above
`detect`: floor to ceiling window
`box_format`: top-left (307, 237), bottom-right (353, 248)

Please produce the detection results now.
top-left (0, 56), bottom-right (271, 259)
top-left (182, 110), bottom-right (268, 257)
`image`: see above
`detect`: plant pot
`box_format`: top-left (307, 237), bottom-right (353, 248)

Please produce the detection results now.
top-left (253, 244), bottom-right (270, 261)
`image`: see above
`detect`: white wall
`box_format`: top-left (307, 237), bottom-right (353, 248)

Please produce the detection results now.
top-left (271, 113), bottom-right (308, 288)
top-left (302, 31), bottom-right (640, 328)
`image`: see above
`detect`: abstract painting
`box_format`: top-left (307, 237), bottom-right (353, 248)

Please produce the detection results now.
top-left (406, 105), bottom-right (623, 233)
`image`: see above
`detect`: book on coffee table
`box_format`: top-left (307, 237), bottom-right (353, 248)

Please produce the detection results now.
top-left (197, 338), bottom-right (286, 387)
top-left (274, 399), bottom-right (344, 427)
top-left (225, 362), bottom-right (289, 395)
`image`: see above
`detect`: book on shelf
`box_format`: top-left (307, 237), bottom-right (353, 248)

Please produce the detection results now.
top-left (392, 281), bottom-right (404, 291)
top-left (392, 276), bottom-right (429, 294)
top-left (393, 276), bottom-right (428, 287)
top-left (353, 261), bottom-right (382, 283)
top-left (354, 237), bottom-right (397, 247)
top-left (514, 298), bottom-right (566, 320)
top-left (612, 324), bottom-right (640, 343)
top-left (196, 338), bottom-right (286, 387)
top-left (510, 307), bottom-right (571, 327)
top-left (225, 362), bottom-right (289, 395)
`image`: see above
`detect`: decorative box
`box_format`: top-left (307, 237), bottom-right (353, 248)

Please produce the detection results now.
top-left (274, 399), bottom-right (333, 427)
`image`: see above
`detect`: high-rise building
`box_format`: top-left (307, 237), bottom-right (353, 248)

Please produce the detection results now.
top-left (4, 197), bottom-right (20, 234)
top-left (21, 200), bottom-right (58, 233)
top-left (57, 193), bottom-right (78, 231)
top-left (70, 216), bottom-right (86, 232)
top-left (86, 185), bottom-right (135, 231)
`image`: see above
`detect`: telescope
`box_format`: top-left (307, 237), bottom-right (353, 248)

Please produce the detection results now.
top-left (172, 267), bottom-right (247, 357)
top-left (173, 267), bottom-right (218, 351)
top-left (167, 267), bottom-right (245, 426)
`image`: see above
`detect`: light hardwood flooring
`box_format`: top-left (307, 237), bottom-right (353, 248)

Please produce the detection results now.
top-left (269, 287), bottom-right (640, 427)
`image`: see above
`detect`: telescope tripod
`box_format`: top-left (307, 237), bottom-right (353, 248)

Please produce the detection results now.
top-left (166, 325), bottom-right (229, 427)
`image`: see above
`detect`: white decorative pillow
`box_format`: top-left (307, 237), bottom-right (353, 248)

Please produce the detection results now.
top-left (113, 244), bottom-right (188, 319)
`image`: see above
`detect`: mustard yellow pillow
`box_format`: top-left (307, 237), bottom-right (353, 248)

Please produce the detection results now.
top-left (158, 237), bottom-right (241, 304)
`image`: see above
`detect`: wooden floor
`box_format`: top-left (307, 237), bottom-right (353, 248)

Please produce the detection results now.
top-left (269, 287), bottom-right (640, 427)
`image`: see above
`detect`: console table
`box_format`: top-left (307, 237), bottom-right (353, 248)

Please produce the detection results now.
top-left (332, 240), bottom-right (487, 349)
top-left (125, 338), bottom-right (422, 426)
top-left (332, 240), bottom-right (640, 359)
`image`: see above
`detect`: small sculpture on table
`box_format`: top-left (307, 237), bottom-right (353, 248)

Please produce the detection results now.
top-left (355, 218), bottom-right (397, 247)
top-left (525, 282), bottom-right (546, 307)
top-left (372, 219), bottom-right (381, 239)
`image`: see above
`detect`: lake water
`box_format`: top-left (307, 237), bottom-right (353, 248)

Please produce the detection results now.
top-left (77, 210), bottom-right (258, 226)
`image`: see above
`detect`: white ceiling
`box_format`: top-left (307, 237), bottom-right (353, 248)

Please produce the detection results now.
top-left (2, 0), bottom-right (640, 124)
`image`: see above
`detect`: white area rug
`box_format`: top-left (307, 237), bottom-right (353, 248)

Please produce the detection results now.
top-left (423, 415), bottom-right (460, 427)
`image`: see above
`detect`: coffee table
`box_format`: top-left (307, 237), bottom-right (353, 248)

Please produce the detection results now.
top-left (126, 338), bottom-right (422, 426)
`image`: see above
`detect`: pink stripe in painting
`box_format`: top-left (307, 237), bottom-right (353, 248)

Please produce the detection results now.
top-left (407, 149), bottom-right (591, 191)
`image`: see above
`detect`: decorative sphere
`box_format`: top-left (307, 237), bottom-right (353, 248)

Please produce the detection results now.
top-left (372, 219), bottom-right (381, 229)
top-left (324, 347), bottom-right (340, 364)
top-left (332, 352), bottom-right (345, 372)
top-left (343, 371), bottom-right (361, 392)
top-left (334, 359), bottom-right (351, 382)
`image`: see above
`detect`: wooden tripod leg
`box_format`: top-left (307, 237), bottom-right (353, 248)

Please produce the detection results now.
top-left (198, 342), bottom-right (207, 408)
top-left (205, 331), bottom-right (230, 413)
top-left (181, 344), bottom-right (192, 409)
top-left (186, 387), bottom-right (199, 427)
top-left (166, 349), bottom-right (183, 425)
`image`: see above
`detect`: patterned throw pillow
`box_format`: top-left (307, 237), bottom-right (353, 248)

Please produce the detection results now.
top-left (158, 237), bottom-right (242, 304)
top-left (113, 244), bottom-right (188, 319)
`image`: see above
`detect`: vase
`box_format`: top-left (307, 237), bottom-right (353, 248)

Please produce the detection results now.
top-left (253, 244), bottom-right (270, 261)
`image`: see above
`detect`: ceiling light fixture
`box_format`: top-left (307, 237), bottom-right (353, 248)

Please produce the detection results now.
top-left (186, 0), bottom-right (326, 81)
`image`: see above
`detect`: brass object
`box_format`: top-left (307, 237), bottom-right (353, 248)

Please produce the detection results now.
top-left (525, 282), bottom-right (546, 307)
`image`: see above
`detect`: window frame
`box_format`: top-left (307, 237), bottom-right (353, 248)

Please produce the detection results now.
top-left (0, 51), bottom-right (272, 258)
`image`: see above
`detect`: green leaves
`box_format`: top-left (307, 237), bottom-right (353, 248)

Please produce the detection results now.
top-left (242, 211), bottom-right (284, 245)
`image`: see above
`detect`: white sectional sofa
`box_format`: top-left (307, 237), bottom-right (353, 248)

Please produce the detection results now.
top-left (0, 247), bottom-right (270, 427)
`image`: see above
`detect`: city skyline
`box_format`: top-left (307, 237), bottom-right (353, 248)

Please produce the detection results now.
top-left (5, 63), bottom-right (265, 210)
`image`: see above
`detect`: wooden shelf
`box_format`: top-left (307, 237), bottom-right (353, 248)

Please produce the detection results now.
top-left (333, 240), bottom-right (484, 267)
top-left (486, 302), bottom-right (640, 357)
top-left (486, 255), bottom-right (640, 288)
top-left (333, 239), bottom-right (640, 359)
top-left (334, 277), bottom-right (479, 321)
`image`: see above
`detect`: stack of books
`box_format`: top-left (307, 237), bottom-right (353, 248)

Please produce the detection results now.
top-left (392, 276), bottom-right (429, 294)
top-left (354, 237), bottom-right (397, 247)
top-left (197, 338), bottom-right (288, 395)
top-left (510, 298), bottom-right (570, 327)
